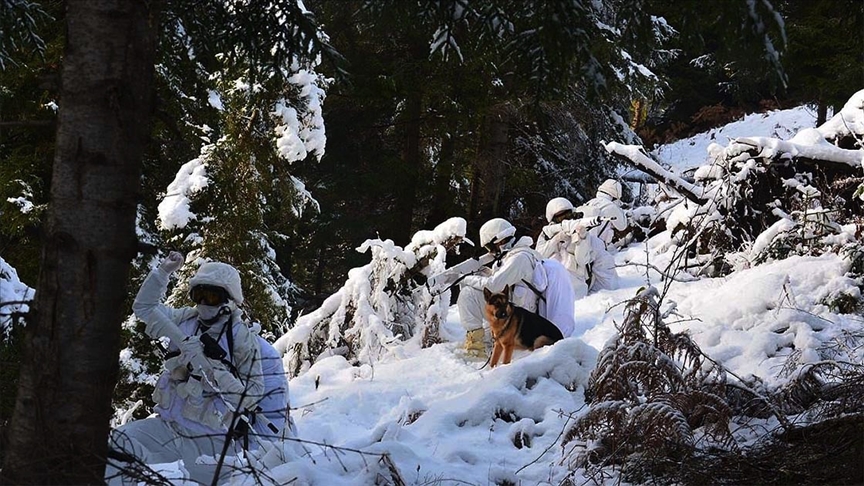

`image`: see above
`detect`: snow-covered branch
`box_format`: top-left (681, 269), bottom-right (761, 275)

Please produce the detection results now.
top-left (604, 141), bottom-right (708, 204)
top-left (726, 132), bottom-right (864, 169)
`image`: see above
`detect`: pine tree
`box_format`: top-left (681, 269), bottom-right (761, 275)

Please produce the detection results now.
top-left (781, 0), bottom-right (864, 124)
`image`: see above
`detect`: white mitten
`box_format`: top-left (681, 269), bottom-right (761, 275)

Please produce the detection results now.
top-left (158, 251), bottom-right (184, 274)
top-left (178, 337), bottom-right (204, 364)
top-left (543, 223), bottom-right (563, 239)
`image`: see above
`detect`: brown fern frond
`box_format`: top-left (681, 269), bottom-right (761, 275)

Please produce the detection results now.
top-left (586, 346), bottom-right (637, 403)
top-left (666, 390), bottom-right (734, 447)
top-left (618, 359), bottom-right (683, 397)
top-left (565, 285), bottom-right (745, 478)
top-left (773, 362), bottom-right (830, 413)
top-left (774, 361), bottom-right (864, 418)
top-left (627, 401), bottom-right (694, 452)
top-left (565, 400), bottom-right (630, 445)
top-left (661, 332), bottom-right (706, 373)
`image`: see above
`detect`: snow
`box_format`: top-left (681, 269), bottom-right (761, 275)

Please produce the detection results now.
top-left (5, 99), bottom-right (859, 483)
top-left (208, 90), bottom-right (224, 111)
top-left (157, 148), bottom-right (212, 230)
top-left (279, 337), bottom-right (597, 485)
top-left (819, 88), bottom-right (864, 143)
top-left (0, 255), bottom-right (34, 337)
top-left (273, 69), bottom-right (328, 164)
top-left (651, 105), bottom-right (820, 172)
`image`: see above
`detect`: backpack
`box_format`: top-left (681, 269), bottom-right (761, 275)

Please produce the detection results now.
top-left (525, 258), bottom-right (576, 338)
top-left (253, 336), bottom-right (294, 438)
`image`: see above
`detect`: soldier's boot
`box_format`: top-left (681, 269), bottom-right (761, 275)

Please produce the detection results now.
top-left (464, 328), bottom-right (487, 359)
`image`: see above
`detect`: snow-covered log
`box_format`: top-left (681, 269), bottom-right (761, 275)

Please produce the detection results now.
top-left (818, 88), bottom-right (864, 146)
top-left (604, 141), bottom-right (708, 205)
top-left (606, 90), bottom-right (864, 272)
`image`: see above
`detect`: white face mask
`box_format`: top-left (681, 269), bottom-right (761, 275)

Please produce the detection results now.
top-left (197, 304), bottom-right (226, 322)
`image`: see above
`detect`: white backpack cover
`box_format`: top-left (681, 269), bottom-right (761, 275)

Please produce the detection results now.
top-left (532, 258), bottom-right (576, 338)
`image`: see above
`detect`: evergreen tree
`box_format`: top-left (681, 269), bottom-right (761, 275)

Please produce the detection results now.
top-left (781, 0), bottom-right (864, 124)
top-left (135, 1), bottom-right (332, 334)
top-left (638, 0), bottom-right (788, 144)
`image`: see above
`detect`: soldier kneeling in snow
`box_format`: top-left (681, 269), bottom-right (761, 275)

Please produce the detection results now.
top-left (457, 218), bottom-right (544, 357)
top-left (537, 197), bottom-right (620, 294)
top-left (106, 253), bottom-right (280, 484)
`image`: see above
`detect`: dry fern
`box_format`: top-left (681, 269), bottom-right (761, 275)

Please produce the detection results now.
top-left (564, 286), bottom-right (735, 478)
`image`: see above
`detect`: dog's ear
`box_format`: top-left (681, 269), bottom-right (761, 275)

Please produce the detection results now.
top-left (503, 284), bottom-right (511, 299)
top-left (483, 287), bottom-right (493, 302)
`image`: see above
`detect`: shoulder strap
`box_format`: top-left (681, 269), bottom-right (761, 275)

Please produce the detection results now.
top-left (520, 278), bottom-right (547, 302)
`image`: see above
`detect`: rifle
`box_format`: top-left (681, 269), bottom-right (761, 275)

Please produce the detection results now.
top-left (543, 216), bottom-right (614, 239)
top-left (426, 253), bottom-right (497, 295)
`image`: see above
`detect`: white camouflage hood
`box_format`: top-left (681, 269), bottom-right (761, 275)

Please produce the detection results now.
top-left (188, 261), bottom-right (244, 304)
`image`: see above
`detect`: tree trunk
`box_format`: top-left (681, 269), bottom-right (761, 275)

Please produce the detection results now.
top-left (393, 38), bottom-right (426, 245)
top-left (2, 1), bottom-right (161, 484)
top-left (425, 126), bottom-right (456, 228)
top-left (478, 104), bottom-right (512, 217)
top-left (816, 101), bottom-right (828, 126)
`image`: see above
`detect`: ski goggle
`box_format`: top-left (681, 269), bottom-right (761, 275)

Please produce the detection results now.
top-left (190, 284), bottom-right (229, 306)
top-left (483, 236), bottom-right (512, 254)
top-left (551, 209), bottom-right (573, 223)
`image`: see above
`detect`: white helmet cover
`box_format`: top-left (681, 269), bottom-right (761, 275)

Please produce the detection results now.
top-left (545, 197), bottom-right (574, 223)
top-left (189, 261), bottom-right (244, 304)
top-left (597, 179), bottom-right (622, 200)
top-left (479, 218), bottom-right (516, 248)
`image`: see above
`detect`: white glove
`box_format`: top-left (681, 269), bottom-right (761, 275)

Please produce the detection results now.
top-left (542, 223), bottom-right (563, 239)
top-left (178, 337), bottom-right (215, 377)
top-left (159, 251), bottom-right (184, 274)
top-left (178, 336), bottom-right (203, 363)
top-left (561, 219), bottom-right (588, 238)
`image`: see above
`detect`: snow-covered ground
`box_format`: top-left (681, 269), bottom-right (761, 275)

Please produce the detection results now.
top-left (257, 104), bottom-right (860, 485)
top-left (649, 105), bottom-right (820, 172)
top-left (273, 243), bottom-right (860, 485)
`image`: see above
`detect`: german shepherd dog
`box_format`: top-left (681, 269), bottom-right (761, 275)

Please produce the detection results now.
top-left (483, 285), bottom-right (564, 367)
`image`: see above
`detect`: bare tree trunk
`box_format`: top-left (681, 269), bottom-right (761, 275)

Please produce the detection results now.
top-left (2, 1), bottom-right (161, 484)
top-left (817, 101), bottom-right (828, 126)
